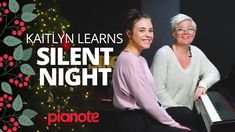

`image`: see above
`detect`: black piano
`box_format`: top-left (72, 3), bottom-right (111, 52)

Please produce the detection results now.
top-left (195, 65), bottom-right (235, 132)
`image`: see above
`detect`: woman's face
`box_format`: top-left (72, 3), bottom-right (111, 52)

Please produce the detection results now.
top-left (127, 18), bottom-right (154, 51)
top-left (173, 20), bottom-right (196, 46)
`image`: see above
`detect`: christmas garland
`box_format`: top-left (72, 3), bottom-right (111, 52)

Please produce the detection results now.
top-left (0, 0), bottom-right (37, 131)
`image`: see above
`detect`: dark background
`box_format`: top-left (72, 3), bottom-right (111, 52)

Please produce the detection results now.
top-left (58, 0), bottom-right (235, 78)
top-left (180, 0), bottom-right (235, 78)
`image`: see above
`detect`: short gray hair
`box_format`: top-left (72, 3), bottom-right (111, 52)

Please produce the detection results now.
top-left (170, 14), bottom-right (197, 31)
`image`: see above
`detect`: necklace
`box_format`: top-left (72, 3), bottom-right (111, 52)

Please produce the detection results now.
top-left (172, 45), bottom-right (192, 58)
top-left (172, 45), bottom-right (192, 69)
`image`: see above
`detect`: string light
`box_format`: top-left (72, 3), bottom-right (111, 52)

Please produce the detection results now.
top-left (25, 0), bottom-right (88, 131)
top-left (85, 91), bottom-right (89, 99)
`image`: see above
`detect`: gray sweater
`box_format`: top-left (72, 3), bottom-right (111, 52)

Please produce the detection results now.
top-left (150, 45), bottom-right (220, 109)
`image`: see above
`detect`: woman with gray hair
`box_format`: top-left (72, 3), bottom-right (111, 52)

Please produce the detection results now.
top-left (150, 13), bottom-right (220, 131)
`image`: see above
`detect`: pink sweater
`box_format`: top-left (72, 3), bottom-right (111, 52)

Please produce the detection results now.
top-left (112, 51), bottom-right (179, 127)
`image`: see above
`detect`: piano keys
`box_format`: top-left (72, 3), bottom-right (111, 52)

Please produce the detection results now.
top-left (195, 91), bottom-right (235, 132)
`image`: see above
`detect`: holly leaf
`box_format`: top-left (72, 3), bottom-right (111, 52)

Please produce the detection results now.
top-left (1, 82), bottom-right (12, 95)
top-left (13, 95), bottom-right (23, 111)
top-left (13, 45), bottom-right (23, 61)
top-left (22, 4), bottom-right (35, 13)
top-left (22, 48), bottom-right (33, 61)
top-left (9, 0), bottom-right (19, 13)
top-left (3, 36), bottom-right (22, 47)
top-left (18, 115), bottom-right (34, 126)
top-left (22, 109), bottom-right (38, 119)
top-left (21, 12), bottom-right (37, 22)
top-left (20, 64), bottom-right (36, 75)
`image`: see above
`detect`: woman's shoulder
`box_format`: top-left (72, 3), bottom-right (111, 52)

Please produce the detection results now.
top-left (116, 51), bottom-right (141, 65)
top-left (159, 45), bottom-right (171, 50)
top-left (155, 45), bottom-right (172, 56)
top-left (190, 45), bottom-right (205, 55)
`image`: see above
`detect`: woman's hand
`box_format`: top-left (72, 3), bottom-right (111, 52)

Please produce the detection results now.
top-left (194, 86), bottom-right (207, 101)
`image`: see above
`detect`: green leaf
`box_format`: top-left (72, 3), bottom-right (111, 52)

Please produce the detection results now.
top-left (22, 4), bottom-right (35, 13)
top-left (1, 82), bottom-right (12, 95)
top-left (13, 95), bottom-right (23, 111)
top-left (20, 64), bottom-right (36, 75)
top-left (21, 12), bottom-right (37, 22)
top-left (18, 115), bottom-right (34, 126)
top-left (3, 36), bottom-right (22, 47)
top-left (13, 45), bottom-right (23, 61)
top-left (22, 48), bottom-right (33, 61)
top-left (22, 109), bottom-right (38, 119)
top-left (9, 0), bottom-right (19, 13)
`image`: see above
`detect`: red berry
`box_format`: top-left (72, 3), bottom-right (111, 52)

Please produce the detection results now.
top-left (9, 62), bottom-right (14, 67)
top-left (18, 73), bottom-right (23, 78)
top-left (14, 80), bottom-right (19, 85)
top-left (17, 31), bottom-right (22, 36)
top-left (0, 97), bottom-right (3, 101)
top-left (13, 122), bottom-right (19, 126)
top-left (23, 82), bottom-right (28, 86)
top-left (6, 103), bottom-right (11, 108)
top-left (9, 78), bottom-right (14, 83)
top-left (7, 128), bottom-right (12, 132)
top-left (8, 56), bottom-right (13, 61)
top-left (14, 20), bottom-right (19, 25)
top-left (4, 9), bottom-right (9, 14)
top-left (10, 117), bottom-right (15, 122)
top-left (8, 96), bottom-right (13, 101)
top-left (18, 83), bottom-right (23, 88)
top-left (0, 17), bottom-right (2, 22)
top-left (12, 30), bottom-right (17, 35)
top-left (3, 54), bottom-right (8, 59)
top-left (0, 102), bottom-right (3, 107)
top-left (2, 2), bottom-right (7, 7)
top-left (21, 27), bottom-right (26, 32)
top-left (24, 76), bottom-right (30, 81)
top-left (12, 127), bottom-right (17, 132)
top-left (0, 56), bottom-right (3, 61)
top-left (3, 94), bottom-right (8, 99)
top-left (0, 62), bottom-right (3, 67)
top-left (2, 125), bottom-right (8, 130)
top-left (19, 21), bottom-right (25, 26)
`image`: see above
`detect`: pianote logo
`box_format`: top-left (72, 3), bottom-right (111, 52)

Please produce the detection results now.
top-left (47, 109), bottom-right (100, 125)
